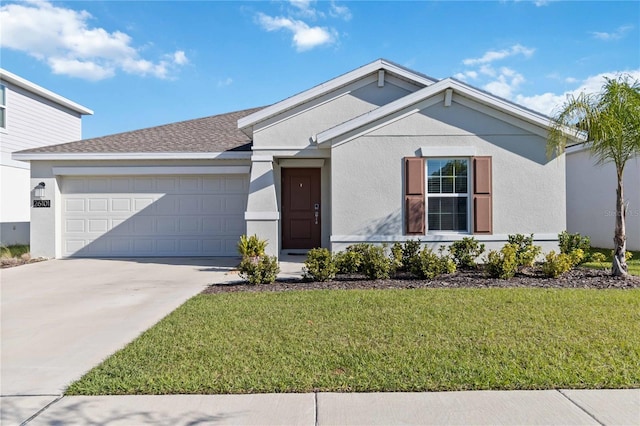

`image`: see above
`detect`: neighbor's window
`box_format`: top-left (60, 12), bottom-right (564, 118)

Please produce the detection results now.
top-left (0, 84), bottom-right (5, 129)
top-left (427, 158), bottom-right (469, 232)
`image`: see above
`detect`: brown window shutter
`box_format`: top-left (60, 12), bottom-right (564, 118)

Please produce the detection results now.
top-left (405, 157), bottom-right (425, 235)
top-left (473, 156), bottom-right (492, 234)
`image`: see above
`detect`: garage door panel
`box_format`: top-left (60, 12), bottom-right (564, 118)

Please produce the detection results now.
top-left (62, 175), bottom-right (247, 257)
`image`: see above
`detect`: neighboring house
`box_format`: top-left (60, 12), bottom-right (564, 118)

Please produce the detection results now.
top-left (0, 69), bottom-right (92, 246)
top-left (14, 59), bottom-right (576, 259)
top-left (566, 145), bottom-right (639, 250)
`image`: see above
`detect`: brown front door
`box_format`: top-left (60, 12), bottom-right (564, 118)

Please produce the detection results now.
top-left (282, 168), bottom-right (321, 249)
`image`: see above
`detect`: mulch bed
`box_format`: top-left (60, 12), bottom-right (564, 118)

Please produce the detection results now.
top-left (0, 257), bottom-right (47, 269)
top-left (203, 267), bottom-right (640, 294)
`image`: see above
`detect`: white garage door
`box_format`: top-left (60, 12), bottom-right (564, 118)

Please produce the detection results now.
top-left (61, 175), bottom-right (248, 257)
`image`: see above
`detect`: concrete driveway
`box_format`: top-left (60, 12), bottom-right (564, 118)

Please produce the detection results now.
top-left (1, 257), bottom-right (238, 397)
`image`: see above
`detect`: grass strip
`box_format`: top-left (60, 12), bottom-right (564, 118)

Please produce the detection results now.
top-left (583, 248), bottom-right (640, 276)
top-left (67, 288), bottom-right (640, 395)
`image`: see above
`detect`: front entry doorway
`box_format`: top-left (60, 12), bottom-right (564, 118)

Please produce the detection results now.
top-left (281, 168), bottom-right (321, 249)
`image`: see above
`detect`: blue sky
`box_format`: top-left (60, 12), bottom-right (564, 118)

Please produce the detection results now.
top-left (1, 0), bottom-right (638, 140)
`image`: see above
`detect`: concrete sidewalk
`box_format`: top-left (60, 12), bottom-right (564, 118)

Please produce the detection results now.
top-left (3, 389), bottom-right (638, 425)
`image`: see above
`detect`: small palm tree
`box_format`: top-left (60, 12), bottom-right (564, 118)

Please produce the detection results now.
top-left (548, 75), bottom-right (640, 277)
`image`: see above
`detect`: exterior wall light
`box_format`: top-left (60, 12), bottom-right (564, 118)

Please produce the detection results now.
top-left (35, 182), bottom-right (46, 198)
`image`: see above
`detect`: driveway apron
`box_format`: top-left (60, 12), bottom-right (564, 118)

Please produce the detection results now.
top-left (0, 257), bottom-right (237, 396)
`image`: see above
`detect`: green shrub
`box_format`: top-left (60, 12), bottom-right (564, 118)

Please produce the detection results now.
top-left (569, 248), bottom-right (585, 266)
top-left (541, 251), bottom-right (573, 278)
top-left (237, 234), bottom-right (267, 258)
top-left (485, 243), bottom-right (519, 279)
top-left (558, 231), bottom-right (590, 262)
top-left (507, 234), bottom-right (542, 268)
top-left (334, 250), bottom-right (362, 274)
top-left (401, 240), bottom-right (422, 270)
top-left (409, 247), bottom-right (456, 280)
top-left (303, 248), bottom-right (337, 282)
top-left (238, 255), bottom-right (280, 285)
top-left (449, 237), bottom-right (485, 269)
top-left (390, 243), bottom-right (404, 271)
top-left (590, 252), bottom-right (607, 263)
top-left (359, 245), bottom-right (393, 280)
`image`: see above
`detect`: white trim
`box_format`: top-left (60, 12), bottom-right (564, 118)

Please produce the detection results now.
top-left (420, 146), bottom-right (477, 157)
top-left (12, 151), bottom-right (252, 161)
top-left (238, 59), bottom-right (435, 132)
top-left (245, 211), bottom-right (280, 220)
top-left (331, 234), bottom-right (559, 243)
top-left (251, 155), bottom-right (274, 162)
top-left (378, 70), bottom-right (385, 87)
top-left (1, 68), bottom-right (93, 115)
top-left (316, 78), bottom-right (584, 146)
top-left (278, 159), bottom-right (325, 168)
top-left (52, 166), bottom-right (250, 176)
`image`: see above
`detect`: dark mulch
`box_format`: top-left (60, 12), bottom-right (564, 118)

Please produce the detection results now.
top-left (203, 267), bottom-right (640, 294)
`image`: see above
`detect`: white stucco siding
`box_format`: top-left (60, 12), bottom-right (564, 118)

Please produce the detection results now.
top-left (252, 79), bottom-right (414, 149)
top-left (567, 149), bottom-right (639, 250)
top-left (331, 100), bottom-right (565, 246)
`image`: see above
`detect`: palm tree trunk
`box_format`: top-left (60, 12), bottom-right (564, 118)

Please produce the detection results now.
top-left (612, 170), bottom-right (628, 277)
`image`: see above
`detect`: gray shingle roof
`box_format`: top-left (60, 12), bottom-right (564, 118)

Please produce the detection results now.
top-left (18, 107), bottom-right (263, 154)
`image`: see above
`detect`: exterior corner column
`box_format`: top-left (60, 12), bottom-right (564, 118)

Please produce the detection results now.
top-left (245, 155), bottom-right (280, 257)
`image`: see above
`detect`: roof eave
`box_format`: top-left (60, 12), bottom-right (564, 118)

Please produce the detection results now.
top-left (0, 68), bottom-right (93, 115)
top-left (11, 151), bottom-right (252, 161)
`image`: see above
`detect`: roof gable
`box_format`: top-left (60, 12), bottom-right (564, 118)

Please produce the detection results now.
top-left (316, 78), bottom-right (577, 146)
top-left (237, 58), bottom-right (437, 136)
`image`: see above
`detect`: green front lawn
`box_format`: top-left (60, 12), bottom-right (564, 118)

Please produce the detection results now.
top-left (67, 288), bottom-right (640, 395)
top-left (583, 248), bottom-right (640, 276)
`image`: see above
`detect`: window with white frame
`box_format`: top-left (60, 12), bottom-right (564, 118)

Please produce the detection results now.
top-left (426, 158), bottom-right (469, 232)
top-left (0, 84), bottom-right (5, 129)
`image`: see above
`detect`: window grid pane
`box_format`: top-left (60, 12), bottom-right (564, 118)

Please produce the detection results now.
top-left (426, 159), bottom-right (469, 232)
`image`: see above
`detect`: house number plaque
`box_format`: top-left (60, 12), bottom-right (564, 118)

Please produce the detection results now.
top-left (33, 200), bottom-right (51, 208)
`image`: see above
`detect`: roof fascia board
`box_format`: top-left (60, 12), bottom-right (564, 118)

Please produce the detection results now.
top-left (12, 151), bottom-right (251, 161)
top-left (238, 59), bottom-right (436, 131)
top-left (0, 68), bottom-right (93, 115)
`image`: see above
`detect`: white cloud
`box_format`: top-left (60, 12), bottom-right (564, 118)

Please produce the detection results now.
top-left (591, 25), bottom-right (634, 41)
top-left (330, 1), bottom-right (352, 21)
top-left (453, 70), bottom-right (478, 81)
top-left (483, 67), bottom-right (526, 99)
top-left (257, 13), bottom-right (336, 51)
top-left (289, 0), bottom-right (321, 19)
top-left (515, 70), bottom-right (640, 115)
top-left (0, 0), bottom-right (188, 80)
top-left (463, 44), bottom-right (535, 66)
top-left (173, 51), bottom-right (188, 65)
